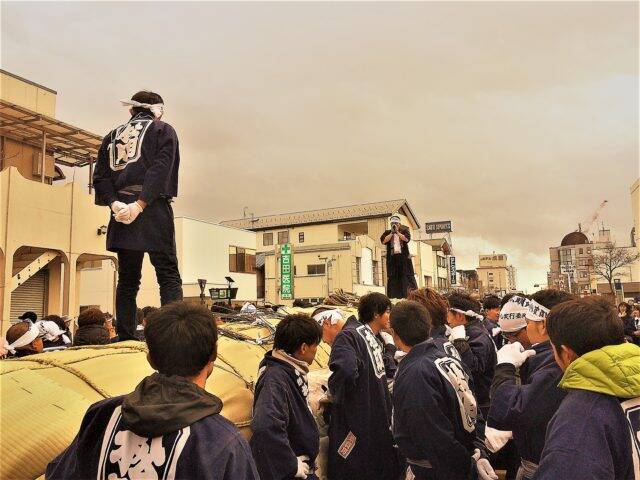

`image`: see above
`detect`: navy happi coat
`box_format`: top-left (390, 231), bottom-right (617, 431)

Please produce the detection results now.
top-left (250, 351), bottom-right (320, 480)
top-left (327, 317), bottom-right (400, 480)
top-left (393, 339), bottom-right (477, 480)
top-left (93, 112), bottom-right (180, 254)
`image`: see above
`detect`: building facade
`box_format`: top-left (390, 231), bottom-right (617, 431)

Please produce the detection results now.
top-left (80, 218), bottom-right (258, 311)
top-left (221, 200), bottom-right (425, 305)
top-left (476, 253), bottom-right (518, 295)
top-left (548, 231), bottom-right (594, 295)
top-left (0, 71), bottom-right (111, 334)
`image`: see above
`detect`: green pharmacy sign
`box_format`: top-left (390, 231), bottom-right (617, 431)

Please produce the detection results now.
top-left (280, 243), bottom-right (293, 300)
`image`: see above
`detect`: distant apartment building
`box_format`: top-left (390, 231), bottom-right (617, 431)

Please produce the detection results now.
top-left (221, 199), bottom-right (439, 305)
top-left (477, 253), bottom-right (517, 294)
top-left (548, 231), bottom-right (594, 295)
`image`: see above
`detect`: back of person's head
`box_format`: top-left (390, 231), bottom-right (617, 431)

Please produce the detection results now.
top-left (77, 308), bottom-right (106, 327)
top-left (6, 321), bottom-right (31, 345)
top-left (482, 295), bottom-right (501, 311)
top-left (531, 289), bottom-right (575, 310)
top-left (447, 291), bottom-right (480, 314)
top-left (273, 314), bottom-right (322, 355)
top-left (142, 306), bottom-right (159, 318)
top-left (358, 292), bottom-right (391, 324)
top-left (390, 301), bottom-right (432, 347)
top-left (547, 297), bottom-right (625, 357)
top-left (407, 288), bottom-right (448, 328)
top-left (130, 90), bottom-right (163, 116)
top-left (145, 302), bottom-right (217, 377)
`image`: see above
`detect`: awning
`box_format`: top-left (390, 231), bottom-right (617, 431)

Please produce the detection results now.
top-left (0, 99), bottom-right (102, 167)
top-left (256, 253), bottom-right (265, 269)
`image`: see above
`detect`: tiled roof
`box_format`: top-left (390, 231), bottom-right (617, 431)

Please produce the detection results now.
top-left (221, 199), bottom-right (420, 231)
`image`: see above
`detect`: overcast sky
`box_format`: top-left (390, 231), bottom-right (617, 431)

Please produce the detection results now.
top-left (2, 2), bottom-right (638, 292)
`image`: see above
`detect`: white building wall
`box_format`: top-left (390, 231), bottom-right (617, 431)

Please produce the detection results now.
top-left (80, 217), bottom-right (258, 311)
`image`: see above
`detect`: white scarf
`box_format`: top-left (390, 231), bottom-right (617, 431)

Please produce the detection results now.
top-left (3, 323), bottom-right (40, 355)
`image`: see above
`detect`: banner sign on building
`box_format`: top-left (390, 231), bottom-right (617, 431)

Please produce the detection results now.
top-left (425, 221), bottom-right (452, 234)
top-left (449, 256), bottom-right (457, 285)
top-left (280, 243), bottom-right (294, 300)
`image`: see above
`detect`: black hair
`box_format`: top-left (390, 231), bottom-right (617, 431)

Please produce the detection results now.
top-left (130, 90), bottom-right (163, 116)
top-left (273, 314), bottom-right (322, 355)
top-left (141, 306), bottom-right (159, 319)
top-left (618, 302), bottom-right (632, 316)
top-left (358, 292), bottom-right (392, 324)
top-left (390, 301), bottom-right (432, 347)
top-left (446, 291), bottom-right (480, 314)
top-left (482, 295), bottom-right (501, 311)
top-left (500, 293), bottom-right (516, 308)
top-left (546, 296), bottom-right (625, 357)
top-left (530, 289), bottom-right (575, 310)
top-left (77, 308), bottom-right (106, 327)
top-left (145, 302), bottom-right (218, 377)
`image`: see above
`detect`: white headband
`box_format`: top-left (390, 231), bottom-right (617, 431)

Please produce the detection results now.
top-left (526, 299), bottom-right (550, 322)
top-left (450, 308), bottom-right (484, 321)
top-left (120, 99), bottom-right (165, 119)
top-left (3, 323), bottom-right (40, 355)
top-left (313, 309), bottom-right (343, 326)
top-left (498, 297), bottom-right (529, 332)
top-left (36, 320), bottom-right (71, 344)
top-left (390, 215), bottom-right (401, 223)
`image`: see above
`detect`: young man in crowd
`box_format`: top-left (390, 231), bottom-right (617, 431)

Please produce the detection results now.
top-left (2, 321), bottom-right (43, 358)
top-left (534, 297), bottom-right (640, 480)
top-left (391, 300), bottom-right (497, 480)
top-left (489, 291), bottom-right (573, 480)
top-left (93, 91), bottom-right (182, 342)
top-left (46, 302), bottom-right (259, 480)
top-left (497, 296), bottom-right (531, 348)
top-left (327, 292), bottom-right (400, 480)
top-left (250, 314), bottom-right (322, 480)
top-left (482, 295), bottom-right (504, 348)
top-left (447, 292), bottom-right (497, 417)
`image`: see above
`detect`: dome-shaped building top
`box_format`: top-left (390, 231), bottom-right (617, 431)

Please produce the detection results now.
top-left (560, 231), bottom-right (590, 247)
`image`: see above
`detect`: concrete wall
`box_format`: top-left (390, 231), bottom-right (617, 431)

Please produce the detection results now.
top-left (0, 167), bottom-right (114, 333)
top-left (1, 71), bottom-right (57, 116)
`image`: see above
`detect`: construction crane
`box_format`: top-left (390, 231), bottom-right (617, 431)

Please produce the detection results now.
top-left (578, 200), bottom-right (608, 238)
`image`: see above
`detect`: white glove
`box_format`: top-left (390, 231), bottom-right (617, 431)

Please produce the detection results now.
top-left (295, 455), bottom-right (310, 479)
top-left (491, 327), bottom-right (502, 337)
top-left (110, 201), bottom-right (127, 215)
top-left (379, 331), bottom-right (395, 346)
top-left (115, 201), bottom-right (144, 225)
top-left (449, 325), bottom-right (467, 341)
top-left (484, 427), bottom-right (513, 453)
top-left (496, 341), bottom-right (536, 367)
top-left (472, 449), bottom-right (498, 480)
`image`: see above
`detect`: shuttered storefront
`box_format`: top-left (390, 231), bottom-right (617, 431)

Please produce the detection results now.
top-left (10, 270), bottom-right (48, 323)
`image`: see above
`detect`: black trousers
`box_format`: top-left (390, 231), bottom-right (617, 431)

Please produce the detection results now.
top-left (116, 249), bottom-right (183, 341)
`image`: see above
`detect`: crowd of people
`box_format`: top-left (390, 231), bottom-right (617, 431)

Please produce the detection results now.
top-left (3, 287), bottom-right (637, 480)
top-left (1, 306), bottom-right (160, 357)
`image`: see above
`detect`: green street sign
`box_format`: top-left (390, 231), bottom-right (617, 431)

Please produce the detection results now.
top-left (280, 243), bottom-right (293, 300)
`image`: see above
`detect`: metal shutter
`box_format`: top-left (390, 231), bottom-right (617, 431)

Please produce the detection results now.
top-left (10, 270), bottom-right (48, 323)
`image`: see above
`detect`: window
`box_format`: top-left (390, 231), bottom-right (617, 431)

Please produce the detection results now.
top-left (229, 246), bottom-right (256, 274)
top-left (263, 233), bottom-right (273, 246)
top-left (298, 232), bottom-right (305, 243)
top-left (579, 271), bottom-right (588, 279)
top-left (579, 248), bottom-right (583, 255)
top-left (278, 231), bottom-right (289, 244)
top-left (307, 264), bottom-right (326, 276)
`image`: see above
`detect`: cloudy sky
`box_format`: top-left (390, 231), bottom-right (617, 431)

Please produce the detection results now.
top-left (2, 2), bottom-right (638, 292)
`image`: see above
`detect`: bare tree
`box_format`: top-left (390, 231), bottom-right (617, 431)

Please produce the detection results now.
top-left (592, 242), bottom-right (640, 297)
